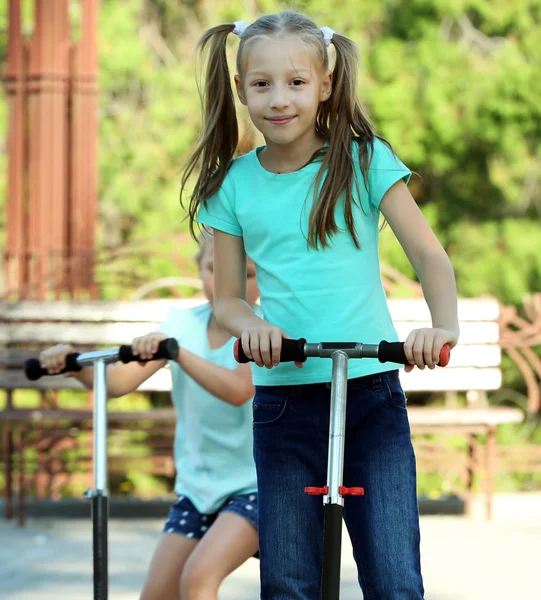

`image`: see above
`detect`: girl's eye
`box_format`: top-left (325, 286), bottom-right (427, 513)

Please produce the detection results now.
top-left (291, 79), bottom-right (305, 86)
top-left (253, 81), bottom-right (268, 87)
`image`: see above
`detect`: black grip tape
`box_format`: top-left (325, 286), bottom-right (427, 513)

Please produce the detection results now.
top-left (377, 341), bottom-right (408, 365)
top-left (118, 337), bottom-right (179, 364)
top-left (24, 353), bottom-right (82, 381)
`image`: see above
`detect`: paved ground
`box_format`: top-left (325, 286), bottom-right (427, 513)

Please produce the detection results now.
top-left (1, 494), bottom-right (539, 599)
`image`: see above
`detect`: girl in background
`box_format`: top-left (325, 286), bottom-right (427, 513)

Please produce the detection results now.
top-left (40, 234), bottom-right (261, 600)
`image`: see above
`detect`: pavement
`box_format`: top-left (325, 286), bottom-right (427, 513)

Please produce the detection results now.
top-left (0, 493), bottom-right (539, 599)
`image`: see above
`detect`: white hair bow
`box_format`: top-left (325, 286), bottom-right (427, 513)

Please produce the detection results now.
top-left (233, 20), bottom-right (249, 38)
top-left (320, 26), bottom-right (335, 47)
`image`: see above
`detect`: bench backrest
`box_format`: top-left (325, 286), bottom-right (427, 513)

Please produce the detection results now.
top-left (0, 298), bottom-right (501, 393)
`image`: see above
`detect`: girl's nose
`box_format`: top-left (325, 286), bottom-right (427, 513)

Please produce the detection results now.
top-left (269, 86), bottom-right (290, 109)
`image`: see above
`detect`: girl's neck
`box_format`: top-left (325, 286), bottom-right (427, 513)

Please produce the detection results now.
top-left (260, 133), bottom-right (325, 174)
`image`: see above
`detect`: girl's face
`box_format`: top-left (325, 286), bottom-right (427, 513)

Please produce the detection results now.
top-left (199, 243), bottom-right (259, 308)
top-left (235, 35), bottom-right (332, 150)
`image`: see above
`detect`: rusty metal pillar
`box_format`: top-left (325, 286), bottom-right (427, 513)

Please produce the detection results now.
top-left (27, 0), bottom-right (70, 299)
top-left (3, 0), bottom-right (100, 300)
top-left (69, 0), bottom-right (99, 299)
top-left (4, 0), bottom-right (26, 298)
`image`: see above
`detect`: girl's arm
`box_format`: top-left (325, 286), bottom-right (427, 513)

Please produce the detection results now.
top-left (212, 229), bottom-right (266, 336)
top-left (79, 361), bottom-right (165, 397)
top-left (380, 180), bottom-right (460, 370)
top-left (125, 328), bottom-right (255, 406)
top-left (212, 229), bottom-right (292, 369)
top-left (177, 349), bottom-right (254, 406)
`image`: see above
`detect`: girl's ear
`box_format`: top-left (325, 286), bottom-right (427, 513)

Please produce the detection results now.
top-left (234, 74), bottom-right (247, 105)
top-left (320, 70), bottom-right (333, 102)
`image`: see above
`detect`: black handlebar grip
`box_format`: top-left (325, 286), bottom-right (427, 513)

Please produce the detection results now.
top-left (378, 341), bottom-right (451, 367)
top-left (234, 338), bottom-right (308, 364)
top-left (377, 342), bottom-right (408, 365)
top-left (280, 338), bottom-right (308, 363)
top-left (118, 337), bottom-right (179, 364)
top-left (24, 353), bottom-right (82, 381)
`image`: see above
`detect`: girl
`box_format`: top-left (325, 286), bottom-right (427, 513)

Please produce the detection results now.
top-left (39, 234), bottom-right (261, 600)
top-left (183, 11), bottom-right (460, 600)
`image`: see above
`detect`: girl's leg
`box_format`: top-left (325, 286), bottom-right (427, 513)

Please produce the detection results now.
top-left (253, 384), bottom-right (330, 600)
top-left (343, 370), bottom-right (424, 600)
top-left (180, 511), bottom-right (259, 599)
top-left (139, 532), bottom-right (198, 600)
top-left (140, 495), bottom-right (214, 600)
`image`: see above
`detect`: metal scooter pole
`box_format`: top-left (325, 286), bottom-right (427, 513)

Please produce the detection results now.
top-left (302, 346), bottom-right (366, 600)
top-left (322, 350), bottom-right (349, 600)
top-left (88, 357), bottom-right (109, 600)
top-left (76, 348), bottom-right (129, 600)
top-left (81, 349), bottom-right (122, 600)
top-left (24, 339), bottom-right (180, 600)
top-left (304, 349), bottom-right (364, 600)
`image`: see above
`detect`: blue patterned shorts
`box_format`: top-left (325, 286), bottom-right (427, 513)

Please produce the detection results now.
top-left (163, 492), bottom-right (258, 541)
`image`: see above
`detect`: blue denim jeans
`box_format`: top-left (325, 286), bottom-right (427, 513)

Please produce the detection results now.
top-left (253, 370), bottom-right (424, 600)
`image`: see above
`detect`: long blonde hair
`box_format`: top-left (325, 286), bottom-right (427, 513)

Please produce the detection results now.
top-left (180, 11), bottom-right (390, 248)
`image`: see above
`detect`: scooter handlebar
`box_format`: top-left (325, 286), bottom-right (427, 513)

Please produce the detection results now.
top-left (233, 338), bottom-right (451, 368)
top-left (24, 338), bottom-right (179, 381)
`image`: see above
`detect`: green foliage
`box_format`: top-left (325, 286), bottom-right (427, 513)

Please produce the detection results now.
top-left (89, 0), bottom-right (541, 301)
top-left (1, 0), bottom-right (540, 301)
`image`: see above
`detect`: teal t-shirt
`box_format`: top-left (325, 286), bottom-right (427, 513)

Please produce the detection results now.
top-left (159, 302), bottom-right (257, 513)
top-left (197, 138), bottom-right (411, 386)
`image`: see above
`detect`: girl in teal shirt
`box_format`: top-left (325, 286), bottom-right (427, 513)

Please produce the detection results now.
top-left (184, 10), bottom-right (460, 600)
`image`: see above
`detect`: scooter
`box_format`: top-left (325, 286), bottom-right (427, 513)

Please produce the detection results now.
top-left (234, 337), bottom-right (450, 600)
top-left (24, 338), bottom-right (179, 600)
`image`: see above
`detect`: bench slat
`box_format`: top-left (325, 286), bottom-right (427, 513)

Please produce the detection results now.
top-left (407, 406), bottom-right (522, 426)
top-left (388, 298), bottom-right (500, 322)
top-left (0, 369), bottom-right (172, 392)
top-left (0, 298), bottom-right (499, 322)
top-left (0, 299), bottom-right (202, 322)
top-left (0, 406), bottom-right (521, 427)
top-left (0, 367), bottom-right (500, 392)
top-left (1, 321), bottom-right (500, 345)
top-left (394, 322), bottom-right (499, 344)
top-left (400, 367), bottom-right (502, 391)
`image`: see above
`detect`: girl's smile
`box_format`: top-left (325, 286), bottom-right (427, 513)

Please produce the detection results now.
top-left (265, 115), bottom-right (297, 125)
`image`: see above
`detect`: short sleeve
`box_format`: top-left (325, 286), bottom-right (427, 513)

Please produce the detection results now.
top-left (367, 138), bottom-right (411, 209)
top-left (196, 176), bottom-right (243, 237)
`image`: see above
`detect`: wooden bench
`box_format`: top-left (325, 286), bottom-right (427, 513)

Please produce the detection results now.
top-left (0, 299), bottom-right (205, 525)
top-left (0, 297), bottom-right (522, 524)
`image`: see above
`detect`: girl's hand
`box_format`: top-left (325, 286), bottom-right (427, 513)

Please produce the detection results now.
top-left (403, 328), bottom-right (458, 372)
top-left (131, 332), bottom-right (169, 363)
top-left (39, 344), bottom-right (76, 376)
top-left (241, 325), bottom-right (303, 369)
